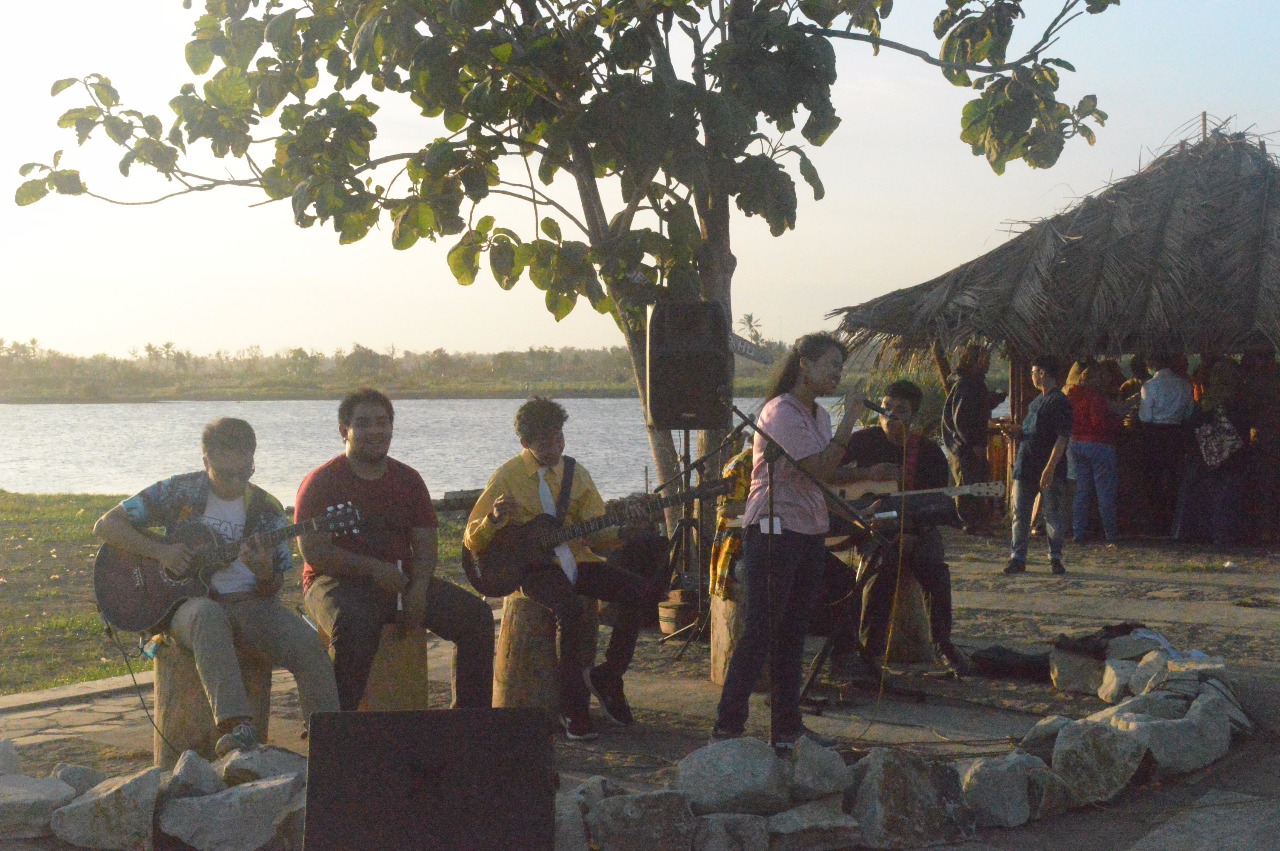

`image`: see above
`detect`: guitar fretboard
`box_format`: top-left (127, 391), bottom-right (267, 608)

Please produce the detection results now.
top-left (536, 481), bottom-right (727, 550)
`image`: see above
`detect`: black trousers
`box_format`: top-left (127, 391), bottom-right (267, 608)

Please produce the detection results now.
top-left (521, 534), bottom-right (667, 715)
top-left (305, 574), bottom-right (494, 712)
top-left (856, 527), bottom-right (953, 657)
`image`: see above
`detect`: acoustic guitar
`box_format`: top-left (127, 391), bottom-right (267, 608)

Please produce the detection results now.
top-left (462, 478), bottom-right (733, 598)
top-left (94, 503), bottom-right (360, 633)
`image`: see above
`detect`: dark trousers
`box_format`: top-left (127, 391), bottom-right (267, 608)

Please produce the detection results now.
top-left (521, 535), bottom-right (666, 715)
top-left (950, 445), bottom-right (991, 530)
top-left (304, 574), bottom-right (494, 712)
top-left (715, 527), bottom-right (826, 736)
top-left (856, 527), bottom-right (953, 657)
top-left (1142, 423), bottom-right (1188, 535)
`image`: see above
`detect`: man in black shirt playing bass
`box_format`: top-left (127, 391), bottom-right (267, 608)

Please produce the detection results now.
top-left (842, 380), bottom-right (970, 676)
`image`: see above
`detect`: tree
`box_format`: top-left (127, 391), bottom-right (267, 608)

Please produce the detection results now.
top-left (738, 313), bottom-right (764, 346)
top-left (16, 0), bottom-right (1118, 487)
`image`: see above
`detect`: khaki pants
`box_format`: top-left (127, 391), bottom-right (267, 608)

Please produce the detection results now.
top-left (167, 595), bottom-right (339, 726)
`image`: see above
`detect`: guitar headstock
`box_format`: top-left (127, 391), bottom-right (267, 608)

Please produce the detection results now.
top-left (324, 502), bottom-right (361, 536)
top-left (968, 481), bottom-right (1006, 498)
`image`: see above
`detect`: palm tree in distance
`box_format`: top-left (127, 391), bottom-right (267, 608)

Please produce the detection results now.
top-left (738, 314), bottom-right (765, 346)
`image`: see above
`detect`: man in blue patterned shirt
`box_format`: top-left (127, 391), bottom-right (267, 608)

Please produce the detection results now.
top-left (94, 418), bottom-right (338, 756)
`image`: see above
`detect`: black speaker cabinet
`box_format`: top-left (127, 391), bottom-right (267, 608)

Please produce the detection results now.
top-left (304, 708), bottom-right (554, 851)
top-left (646, 301), bottom-right (732, 430)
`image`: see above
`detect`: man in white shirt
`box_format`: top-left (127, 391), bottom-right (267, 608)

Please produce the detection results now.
top-left (1138, 354), bottom-right (1194, 534)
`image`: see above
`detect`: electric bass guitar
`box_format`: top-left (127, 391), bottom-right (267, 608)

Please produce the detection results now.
top-left (462, 478), bottom-right (734, 598)
top-left (94, 503), bottom-right (360, 633)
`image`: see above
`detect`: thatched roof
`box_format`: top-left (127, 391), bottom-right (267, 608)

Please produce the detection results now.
top-left (831, 132), bottom-right (1280, 359)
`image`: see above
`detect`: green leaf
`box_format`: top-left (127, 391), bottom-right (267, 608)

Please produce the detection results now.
top-left (475, 214), bottom-right (494, 234)
top-left (392, 205), bottom-right (420, 250)
top-left (18, 162), bottom-right (42, 177)
top-left (90, 80), bottom-right (119, 108)
top-left (447, 236), bottom-right (480, 285)
top-left (141, 115), bottom-right (163, 139)
top-left (540, 217), bottom-right (561, 242)
top-left (186, 40), bottom-right (215, 75)
top-left (1078, 124), bottom-right (1096, 145)
top-left (490, 239), bottom-right (518, 289)
top-left (1044, 58), bottom-right (1076, 72)
top-left (49, 170), bottom-right (86, 195)
top-left (14, 179), bottom-right (49, 206)
top-left (794, 148), bottom-right (825, 201)
top-left (104, 115), bottom-right (132, 144)
top-left (50, 78), bottom-right (79, 97)
top-left (443, 110), bottom-right (467, 132)
top-left (546, 290), bottom-right (577, 321)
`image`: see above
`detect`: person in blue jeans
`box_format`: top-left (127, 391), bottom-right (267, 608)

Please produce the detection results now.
top-left (1066, 366), bottom-right (1123, 543)
top-left (1003, 356), bottom-right (1074, 575)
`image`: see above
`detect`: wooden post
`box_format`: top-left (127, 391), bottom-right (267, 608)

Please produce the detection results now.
top-left (492, 592), bottom-right (598, 714)
top-left (152, 638), bottom-right (272, 770)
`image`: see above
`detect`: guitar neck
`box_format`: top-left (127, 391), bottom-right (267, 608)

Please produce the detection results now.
top-left (539, 485), bottom-right (715, 549)
top-left (211, 515), bottom-right (324, 562)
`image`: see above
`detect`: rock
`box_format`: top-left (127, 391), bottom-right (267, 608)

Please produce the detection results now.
top-left (1098, 659), bottom-right (1138, 703)
top-left (555, 791), bottom-right (589, 851)
top-left (1050, 647), bottom-right (1106, 695)
top-left (0, 741), bottom-right (20, 776)
top-left (789, 737), bottom-right (852, 802)
top-left (215, 745), bottom-right (308, 786)
top-left (1129, 650), bottom-right (1170, 695)
top-left (0, 775), bottom-right (76, 840)
top-left (51, 766), bottom-right (167, 850)
top-left (51, 764), bottom-right (107, 798)
top-left (1027, 763), bottom-right (1076, 820)
top-left (571, 775), bottom-right (627, 817)
top-left (1105, 634), bottom-right (1164, 661)
top-left (159, 772), bottom-right (302, 850)
top-left (961, 751), bottom-right (1045, 828)
top-left (767, 795), bottom-right (860, 851)
top-left (1050, 721), bottom-right (1149, 804)
top-left (1018, 715), bottom-right (1071, 764)
top-left (848, 748), bottom-right (966, 849)
top-left (264, 787), bottom-right (306, 851)
top-left (693, 813), bottom-right (768, 851)
top-left (169, 750), bottom-right (227, 799)
top-left (1198, 679), bottom-right (1255, 735)
top-left (1108, 692), bottom-right (1231, 777)
top-left (1085, 692), bottom-right (1189, 724)
top-left (674, 738), bottom-right (789, 816)
top-left (584, 791), bottom-right (697, 851)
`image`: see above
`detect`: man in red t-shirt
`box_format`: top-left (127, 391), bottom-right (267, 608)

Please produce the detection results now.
top-left (297, 388), bottom-right (493, 711)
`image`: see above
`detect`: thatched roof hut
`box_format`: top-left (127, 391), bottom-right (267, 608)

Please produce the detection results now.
top-left (831, 132), bottom-right (1280, 360)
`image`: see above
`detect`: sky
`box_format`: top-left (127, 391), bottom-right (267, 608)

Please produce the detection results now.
top-left (3, 1), bottom-right (1279, 359)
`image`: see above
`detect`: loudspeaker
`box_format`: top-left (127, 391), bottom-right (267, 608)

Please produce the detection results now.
top-left (304, 708), bottom-right (554, 850)
top-left (647, 301), bottom-right (732, 430)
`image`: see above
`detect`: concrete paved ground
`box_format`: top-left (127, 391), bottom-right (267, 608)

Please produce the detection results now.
top-left (4, 554), bottom-right (1280, 850)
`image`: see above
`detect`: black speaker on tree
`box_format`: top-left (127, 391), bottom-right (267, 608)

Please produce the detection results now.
top-left (647, 301), bottom-right (732, 430)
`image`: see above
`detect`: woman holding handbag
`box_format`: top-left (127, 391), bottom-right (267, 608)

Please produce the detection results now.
top-left (1174, 357), bottom-right (1249, 546)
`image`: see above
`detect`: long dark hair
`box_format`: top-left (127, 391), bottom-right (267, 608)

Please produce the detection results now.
top-left (764, 332), bottom-right (848, 402)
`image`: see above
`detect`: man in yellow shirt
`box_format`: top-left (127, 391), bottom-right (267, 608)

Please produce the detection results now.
top-left (465, 398), bottom-right (663, 741)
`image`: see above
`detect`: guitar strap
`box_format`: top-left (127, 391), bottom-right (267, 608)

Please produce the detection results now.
top-left (555, 456), bottom-right (576, 521)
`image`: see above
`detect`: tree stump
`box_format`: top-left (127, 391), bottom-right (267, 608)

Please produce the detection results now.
top-left (883, 568), bottom-right (937, 665)
top-left (492, 592), bottom-right (598, 714)
top-left (709, 584), bottom-right (768, 693)
top-left (315, 624), bottom-right (431, 711)
top-left (152, 637), bottom-right (272, 770)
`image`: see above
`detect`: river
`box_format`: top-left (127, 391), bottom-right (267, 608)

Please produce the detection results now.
top-left (0, 398), bottom-right (784, 501)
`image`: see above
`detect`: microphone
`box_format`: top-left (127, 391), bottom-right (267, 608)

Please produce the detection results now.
top-left (862, 398), bottom-right (894, 418)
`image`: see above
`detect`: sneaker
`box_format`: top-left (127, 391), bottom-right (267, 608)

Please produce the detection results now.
top-left (1050, 558), bottom-right (1067, 576)
top-left (775, 725), bottom-right (838, 749)
top-left (561, 711), bottom-right (598, 741)
top-left (214, 722), bottom-right (260, 757)
top-left (1002, 559), bottom-right (1027, 575)
top-left (935, 642), bottom-right (972, 677)
top-left (585, 667), bottom-right (634, 726)
top-left (709, 724), bottom-right (744, 743)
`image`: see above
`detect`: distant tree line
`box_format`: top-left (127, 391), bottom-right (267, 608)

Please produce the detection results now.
top-left (0, 336), bottom-right (801, 403)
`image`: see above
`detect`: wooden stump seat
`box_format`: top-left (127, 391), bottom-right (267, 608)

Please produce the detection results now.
top-left (492, 591), bottom-right (598, 715)
top-left (316, 624), bottom-right (432, 712)
top-left (152, 637), bottom-right (272, 770)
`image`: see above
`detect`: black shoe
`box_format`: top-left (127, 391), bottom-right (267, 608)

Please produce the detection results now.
top-left (775, 725), bottom-right (839, 749)
top-left (561, 711), bottom-right (598, 741)
top-left (1003, 559), bottom-right (1026, 575)
top-left (709, 724), bottom-right (744, 743)
top-left (1050, 558), bottom-right (1067, 576)
top-left (214, 722), bottom-right (260, 758)
top-left (585, 666), bottom-right (634, 726)
top-left (936, 642), bottom-right (972, 677)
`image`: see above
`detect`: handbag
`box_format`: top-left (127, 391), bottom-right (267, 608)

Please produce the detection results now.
top-left (1194, 407), bottom-right (1244, 468)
